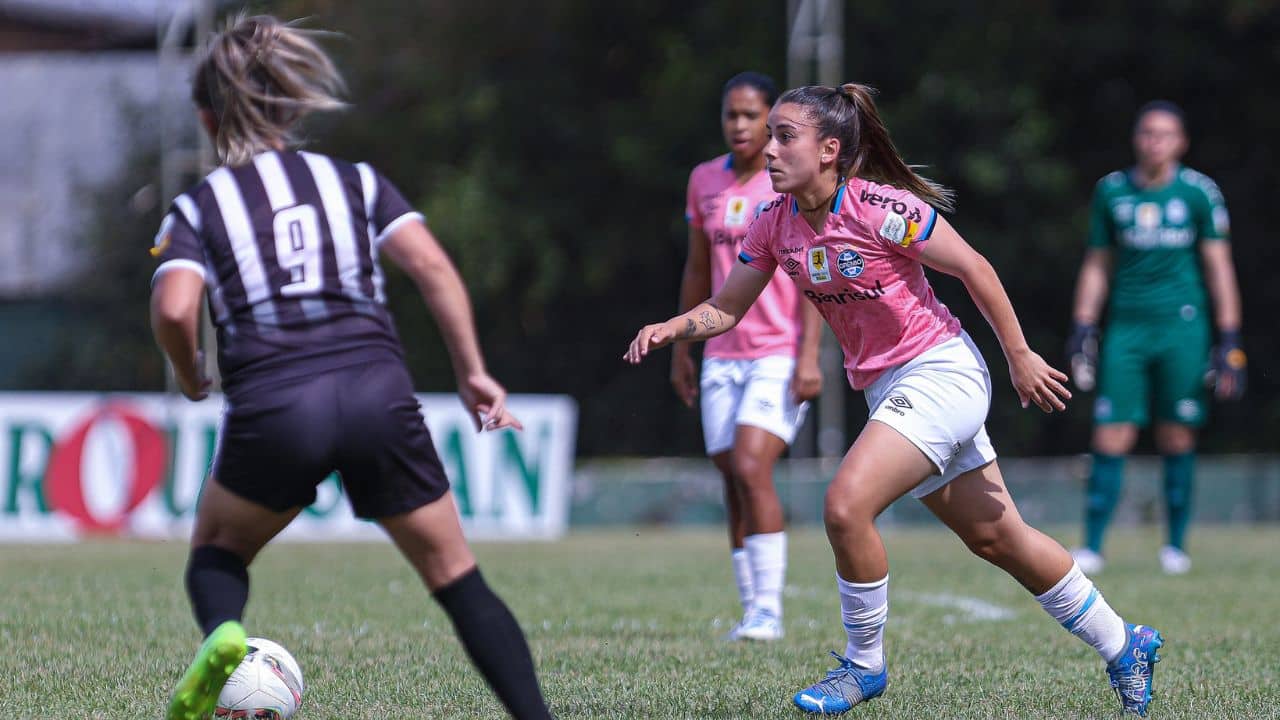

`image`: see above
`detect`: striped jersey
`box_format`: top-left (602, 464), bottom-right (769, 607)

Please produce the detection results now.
top-left (150, 150), bottom-right (423, 391)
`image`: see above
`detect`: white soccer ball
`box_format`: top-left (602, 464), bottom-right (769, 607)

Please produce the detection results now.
top-left (215, 637), bottom-right (305, 720)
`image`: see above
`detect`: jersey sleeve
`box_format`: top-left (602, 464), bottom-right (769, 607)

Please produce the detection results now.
top-left (1086, 180), bottom-right (1115, 248)
top-left (150, 195), bottom-right (206, 285)
top-left (855, 184), bottom-right (938, 259)
top-left (685, 167), bottom-right (703, 228)
top-left (737, 200), bottom-right (780, 274)
top-left (357, 163), bottom-right (425, 246)
top-left (1192, 176), bottom-right (1230, 242)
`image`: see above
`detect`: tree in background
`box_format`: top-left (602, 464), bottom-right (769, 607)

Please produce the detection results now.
top-left (36, 0), bottom-right (1280, 456)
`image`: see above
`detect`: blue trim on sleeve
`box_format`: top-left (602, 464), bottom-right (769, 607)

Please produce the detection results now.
top-left (738, 251), bottom-right (754, 264)
top-left (919, 208), bottom-right (938, 242)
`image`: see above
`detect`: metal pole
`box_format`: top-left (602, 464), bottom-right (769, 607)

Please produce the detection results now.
top-left (787, 0), bottom-right (846, 461)
top-left (194, 0), bottom-right (221, 392)
top-left (157, 1), bottom-right (183, 397)
top-left (158, 0), bottom-right (220, 395)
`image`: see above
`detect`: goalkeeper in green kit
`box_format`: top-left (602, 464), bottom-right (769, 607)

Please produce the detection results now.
top-left (1066, 101), bottom-right (1245, 575)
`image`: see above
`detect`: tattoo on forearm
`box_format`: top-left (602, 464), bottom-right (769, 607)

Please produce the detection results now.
top-left (679, 319), bottom-right (696, 338)
top-left (697, 310), bottom-right (719, 331)
top-left (705, 301), bottom-right (729, 328)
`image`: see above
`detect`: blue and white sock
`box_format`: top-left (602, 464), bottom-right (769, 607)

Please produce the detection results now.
top-left (1035, 563), bottom-right (1127, 661)
top-left (837, 573), bottom-right (888, 671)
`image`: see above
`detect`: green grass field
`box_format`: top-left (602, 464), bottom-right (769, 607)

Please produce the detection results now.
top-left (3, 526), bottom-right (1278, 719)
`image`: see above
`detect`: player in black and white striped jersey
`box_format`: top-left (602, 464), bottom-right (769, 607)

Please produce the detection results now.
top-left (155, 147), bottom-right (422, 383)
top-left (152, 14), bottom-right (554, 720)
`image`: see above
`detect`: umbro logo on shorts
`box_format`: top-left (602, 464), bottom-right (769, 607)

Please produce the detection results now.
top-left (883, 394), bottom-right (913, 417)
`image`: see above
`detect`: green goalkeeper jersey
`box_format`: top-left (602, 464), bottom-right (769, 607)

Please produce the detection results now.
top-left (1088, 165), bottom-right (1230, 320)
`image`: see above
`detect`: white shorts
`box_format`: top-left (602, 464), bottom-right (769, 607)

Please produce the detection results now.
top-left (700, 355), bottom-right (809, 456)
top-left (865, 332), bottom-right (998, 498)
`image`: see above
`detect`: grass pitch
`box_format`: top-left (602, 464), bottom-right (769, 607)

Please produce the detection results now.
top-left (2, 526), bottom-right (1277, 719)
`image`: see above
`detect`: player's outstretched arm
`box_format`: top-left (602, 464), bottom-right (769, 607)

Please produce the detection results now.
top-left (150, 267), bottom-right (210, 401)
top-left (381, 221), bottom-right (521, 432)
top-left (624, 262), bottom-right (770, 365)
top-left (918, 215), bottom-right (1071, 413)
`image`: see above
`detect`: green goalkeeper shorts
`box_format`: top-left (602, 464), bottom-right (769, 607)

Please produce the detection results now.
top-left (1095, 312), bottom-right (1211, 427)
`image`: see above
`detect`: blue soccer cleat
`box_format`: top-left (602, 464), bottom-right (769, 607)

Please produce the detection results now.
top-left (792, 651), bottom-right (887, 715)
top-left (1106, 623), bottom-right (1163, 716)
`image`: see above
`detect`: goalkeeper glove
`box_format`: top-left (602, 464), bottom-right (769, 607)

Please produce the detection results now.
top-left (1209, 329), bottom-right (1247, 400)
top-left (1066, 322), bottom-right (1100, 392)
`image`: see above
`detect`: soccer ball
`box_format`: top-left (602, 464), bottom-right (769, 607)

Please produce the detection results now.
top-left (214, 637), bottom-right (305, 720)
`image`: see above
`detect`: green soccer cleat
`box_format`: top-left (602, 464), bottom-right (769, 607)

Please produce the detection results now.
top-left (167, 621), bottom-right (247, 720)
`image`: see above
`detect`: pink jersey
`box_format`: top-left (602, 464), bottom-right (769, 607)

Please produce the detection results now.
top-left (686, 154), bottom-right (802, 359)
top-left (739, 177), bottom-right (961, 389)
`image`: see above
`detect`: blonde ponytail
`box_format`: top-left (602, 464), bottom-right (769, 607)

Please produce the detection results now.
top-left (192, 14), bottom-right (346, 166)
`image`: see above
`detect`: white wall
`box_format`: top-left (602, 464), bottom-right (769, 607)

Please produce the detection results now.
top-left (0, 52), bottom-right (193, 296)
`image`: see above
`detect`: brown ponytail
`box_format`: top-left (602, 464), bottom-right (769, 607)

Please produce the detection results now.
top-left (778, 83), bottom-right (954, 212)
top-left (192, 14), bottom-right (347, 166)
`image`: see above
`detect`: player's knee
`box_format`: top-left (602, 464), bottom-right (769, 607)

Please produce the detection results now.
top-left (1092, 424), bottom-right (1137, 455)
top-left (729, 451), bottom-right (774, 491)
top-left (1155, 427), bottom-right (1196, 455)
top-left (963, 528), bottom-right (1017, 565)
top-left (190, 534), bottom-right (256, 565)
top-left (823, 488), bottom-right (873, 537)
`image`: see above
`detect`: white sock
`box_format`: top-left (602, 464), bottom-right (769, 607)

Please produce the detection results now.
top-left (744, 531), bottom-right (786, 617)
top-left (1035, 563), bottom-right (1128, 661)
top-left (731, 548), bottom-right (754, 612)
top-left (837, 573), bottom-right (888, 671)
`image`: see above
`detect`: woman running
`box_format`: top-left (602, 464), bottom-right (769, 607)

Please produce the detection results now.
top-left (626, 83), bottom-right (1163, 717)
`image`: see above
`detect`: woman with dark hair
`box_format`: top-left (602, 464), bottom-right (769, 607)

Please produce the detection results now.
top-left (674, 71), bottom-right (822, 641)
top-left (626, 84), bottom-right (1163, 716)
top-left (153, 14), bottom-right (552, 720)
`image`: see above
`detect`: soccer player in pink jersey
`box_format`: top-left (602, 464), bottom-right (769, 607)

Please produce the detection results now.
top-left (626, 84), bottom-right (1163, 716)
top-left (675, 72), bottom-right (823, 642)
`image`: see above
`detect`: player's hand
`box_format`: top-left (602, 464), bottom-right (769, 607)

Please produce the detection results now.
top-left (1008, 347), bottom-right (1072, 413)
top-left (458, 372), bottom-right (524, 432)
top-left (179, 350), bottom-right (212, 402)
top-left (624, 320), bottom-right (680, 364)
top-left (790, 355), bottom-right (822, 403)
top-left (1065, 322), bottom-right (1099, 392)
top-left (670, 347), bottom-right (698, 407)
top-left (1209, 330), bottom-right (1247, 401)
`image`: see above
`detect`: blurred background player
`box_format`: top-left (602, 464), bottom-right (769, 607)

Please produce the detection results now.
top-left (626, 83), bottom-right (1163, 717)
top-left (1067, 101), bottom-right (1245, 576)
top-left (150, 15), bottom-right (553, 720)
top-left (673, 71), bottom-right (823, 641)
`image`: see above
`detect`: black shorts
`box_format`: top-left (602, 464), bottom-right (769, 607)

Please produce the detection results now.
top-left (213, 360), bottom-right (450, 518)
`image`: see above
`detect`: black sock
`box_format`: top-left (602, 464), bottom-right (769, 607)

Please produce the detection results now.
top-left (185, 545), bottom-right (249, 636)
top-left (434, 568), bottom-right (552, 720)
